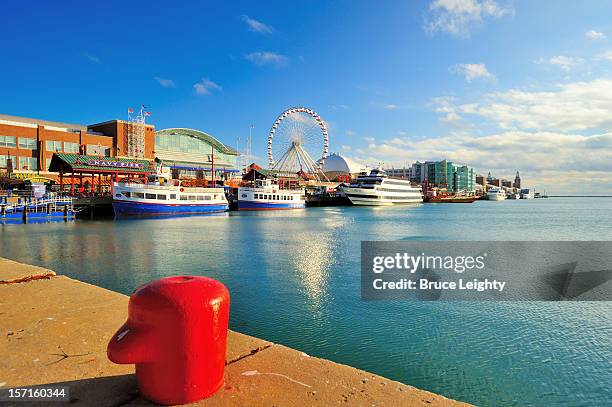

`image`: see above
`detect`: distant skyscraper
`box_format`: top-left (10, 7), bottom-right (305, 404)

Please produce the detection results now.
top-left (514, 171), bottom-right (521, 189)
top-left (487, 172), bottom-right (493, 182)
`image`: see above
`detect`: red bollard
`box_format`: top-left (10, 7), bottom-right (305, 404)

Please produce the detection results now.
top-left (107, 276), bottom-right (230, 405)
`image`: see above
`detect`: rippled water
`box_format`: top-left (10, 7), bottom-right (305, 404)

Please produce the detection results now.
top-left (1, 198), bottom-right (611, 406)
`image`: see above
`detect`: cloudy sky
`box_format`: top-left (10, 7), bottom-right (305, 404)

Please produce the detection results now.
top-left (2, 1), bottom-right (612, 194)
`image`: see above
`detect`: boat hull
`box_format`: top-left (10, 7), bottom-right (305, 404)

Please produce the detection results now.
top-left (113, 200), bottom-right (228, 216)
top-left (237, 201), bottom-right (305, 210)
top-left (486, 194), bottom-right (506, 201)
top-left (342, 188), bottom-right (422, 206)
top-left (427, 196), bottom-right (479, 203)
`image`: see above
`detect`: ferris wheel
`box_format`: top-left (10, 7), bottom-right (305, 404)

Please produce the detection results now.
top-left (267, 107), bottom-right (329, 178)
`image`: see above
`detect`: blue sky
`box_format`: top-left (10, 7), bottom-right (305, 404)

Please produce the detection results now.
top-left (2, 1), bottom-right (612, 193)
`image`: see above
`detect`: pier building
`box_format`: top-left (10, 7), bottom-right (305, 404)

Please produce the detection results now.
top-left (154, 128), bottom-right (240, 181)
top-left (0, 113), bottom-right (155, 188)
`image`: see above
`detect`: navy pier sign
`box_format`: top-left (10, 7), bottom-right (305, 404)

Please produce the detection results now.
top-left (86, 160), bottom-right (144, 169)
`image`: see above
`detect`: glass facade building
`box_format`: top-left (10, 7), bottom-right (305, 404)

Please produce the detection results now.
top-left (410, 160), bottom-right (476, 192)
top-left (154, 128), bottom-right (240, 179)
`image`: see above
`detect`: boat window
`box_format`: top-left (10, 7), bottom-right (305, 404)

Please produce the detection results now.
top-left (264, 195), bottom-right (268, 200)
top-left (157, 194), bottom-right (167, 200)
top-left (122, 192), bottom-right (131, 198)
top-left (134, 192), bottom-right (144, 199)
top-left (196, 195), bottom-right (205, 201)
top-left (170, 194), bottom-right (176, 200)
top-left (115, 194), bottom-right (122, 198)
top-left (188, 195), bottom-right (197, 201)
top-left (180, 195), bottom-right (188, 200)
top-left (205, 195), bottom-right (212, 200)
top-left (145, 193), bottom-right (156, 200)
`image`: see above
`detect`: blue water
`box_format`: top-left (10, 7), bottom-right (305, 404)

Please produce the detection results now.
top-left (1, 198), bottom-right (611, 406)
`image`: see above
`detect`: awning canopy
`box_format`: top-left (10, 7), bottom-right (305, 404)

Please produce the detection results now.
top-left (49, 153), bottom-right (154, 174)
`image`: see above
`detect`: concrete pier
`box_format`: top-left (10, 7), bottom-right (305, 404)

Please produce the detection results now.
top-left (0, 257), bottom-right (470, 406)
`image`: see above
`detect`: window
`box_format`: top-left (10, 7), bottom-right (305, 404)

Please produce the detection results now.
top-left (18, 157), bottom-right (37, 171)
top-left (46, 158), bottom-right (53, 171)
top-left (46, 140), bottom-right (63, 152)
top-left (157, 194), bottom-right (167, 200)
top-left (134, 192), bottom-right (145, 198)
top-left (0, 136), bottom-right (16, 148)
top-left (170, 194), bottom-right (176, 200)
top-left (180, 195), bottom-right (188, 200)
top-left (87, 144), bottom-right (111, 156)
top-left (188, 195), bottom-right (196, 201)
top-left (204, 195), bottom-right (211, 200)
top-left (18, 138), bottom-right (37, 149)
top-left (64, 142), bottom-right (79, 153)
top-left (0, 155), bottom-right (16, 168)
top-left (196, 195), bottom-right (205, 201)
top-left (122, 192), bottom-right (131, 198)
top-left (145, 193), bottom-right (156, 199)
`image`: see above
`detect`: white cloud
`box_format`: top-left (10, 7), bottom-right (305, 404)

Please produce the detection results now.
top-left (434, 79), bottom-right (612, 132)
top-left (430, 96), bottom-right (463, 122)
top-left (383, 104), bottom-right (399, 110)
top-left (84, 53), bottom-right (100, 63)
top-left (193, 78), bottom-right (222, 95)
top-left (330, 104), bottom-right (350, 110)
top-left (585, 30), bottom-right (606, 40)
top-left (362, 131), bottom-right (612, 194)
top-left (345, 130), bottom-right (355, 136)
top-left (424, 0), bottom-right (513, 38)
top-left (450, 63), bottom-right (495, 81)
top-left (535, 55), bottom-right (584, 71)
top-left (245, 51), bottom-right (288, 67)
top-left (363, 136), bottom-right (375, 143)
top-left (341, 145), bottom-right (352, 151)
top-left (241, 15), bottom-right (273, 34)
top-left (154, 77), bottom-right (175, 88)
top-left (595, 50), bottom-right (612, 62)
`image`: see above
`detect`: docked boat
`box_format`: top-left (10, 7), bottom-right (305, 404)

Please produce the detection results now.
top-left (520, 188), bottom-right (534, 199)
top-left (237, 178), bottom-right (305, 210)
top-left (486, 187), bottom-right (507, 201)
top-left (341, 169), bottom-right (423, 206)
top-left (112, 174), bottom-right (228, 216)
top-left (427, 194), bottom-right (479, 203)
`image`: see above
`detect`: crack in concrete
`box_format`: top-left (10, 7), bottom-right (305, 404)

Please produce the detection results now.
top-left (0, 273), bottom-right (56, 284)
top-left (226, 343), bottom-right (274, 365)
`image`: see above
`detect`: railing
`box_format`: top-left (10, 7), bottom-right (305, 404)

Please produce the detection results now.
top-left (0, 195), bottom-right (74, 214)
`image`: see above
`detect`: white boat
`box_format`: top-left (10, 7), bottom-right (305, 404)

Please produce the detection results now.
top-left (113, 171), bottom-right (228, 216)
top-left (520, 188), bottom-right (534, 199)
top-left (341, 169), bottom-right (423, 206)
top-left (237, 178), bottom-right (305, 210)
top-left (486, 187), bottom-right (507, 201)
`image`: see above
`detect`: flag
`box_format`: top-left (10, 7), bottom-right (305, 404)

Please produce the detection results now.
top-left (145, 111), bottom-right (151, 117)
top-left (142, 105), bottom-right (148, 109)
top-left (128, 107), bottom-right (134, 114)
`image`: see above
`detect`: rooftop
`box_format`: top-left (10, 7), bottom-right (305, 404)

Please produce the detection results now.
top-left (0, 113), bottom-right (86, 132)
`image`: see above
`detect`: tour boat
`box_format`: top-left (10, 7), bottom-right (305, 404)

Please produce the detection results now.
top-left (341, 169), bottom-right (423, 206)
top-left (237, 178), bottom-right (305, 210)
top-left (520, 188), bottom-right (535, 199)
top-left (486, 187), bottom-right (507, 201)
top-left (113, 174), bottom-right (228, 216)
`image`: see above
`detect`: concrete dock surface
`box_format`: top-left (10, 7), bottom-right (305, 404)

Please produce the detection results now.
top-left (1, 257), bottom-right (470, 406)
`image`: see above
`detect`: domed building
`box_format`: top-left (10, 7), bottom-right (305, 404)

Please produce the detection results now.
top-left (320, 153), bottom-right (366, 180)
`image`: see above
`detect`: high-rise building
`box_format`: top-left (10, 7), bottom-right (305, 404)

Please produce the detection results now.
top-left (514, 171), bottom-right (521, 189)
top-left (408, 160), bottom-right (476, 192)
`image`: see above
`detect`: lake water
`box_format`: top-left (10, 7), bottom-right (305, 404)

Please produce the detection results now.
top-left (1, 198), bottom-right (611, 406)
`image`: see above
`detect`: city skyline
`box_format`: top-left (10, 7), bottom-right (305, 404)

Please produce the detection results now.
top-left (2, 1), bottom-right (612, 194)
